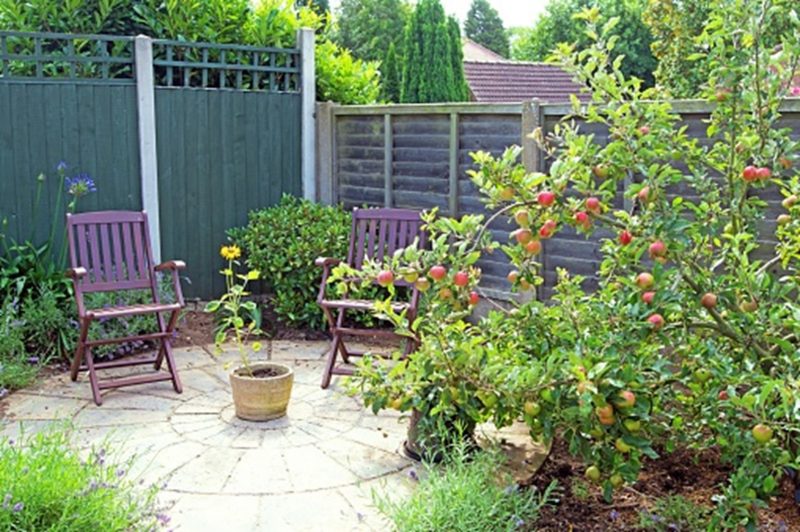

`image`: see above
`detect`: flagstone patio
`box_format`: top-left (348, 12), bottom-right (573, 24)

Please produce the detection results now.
top-left (0, 341), bottom-right (415, 531)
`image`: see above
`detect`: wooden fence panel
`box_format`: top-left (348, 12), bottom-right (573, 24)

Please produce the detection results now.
top-left (0, 81), bottom-right (141, 261)
top-left (156, 88), bottom-right (302, 298)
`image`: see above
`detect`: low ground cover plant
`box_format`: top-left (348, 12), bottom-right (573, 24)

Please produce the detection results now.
top-left (340, 1), bottom-right (800, 527)
top-left (0, 428), bottom-right (165, 531)
top-left (375, 439), bottom-right (556, 532)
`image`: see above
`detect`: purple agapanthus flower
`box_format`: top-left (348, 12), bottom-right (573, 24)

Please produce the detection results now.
top-left (65, 173), bottom-right (97, 197)
top-left (2, 493), bottom-right (11, 509)
top-left (12, 502), bottom-right (24, 512)
top-left (27, 356), bottom-right (39, 365)
top-left (609, 510), bottom-right (620, 521)
top-left (56, 161), bottom-right (68, 172)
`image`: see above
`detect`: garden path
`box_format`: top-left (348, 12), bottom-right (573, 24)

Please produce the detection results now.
top-left (1, 342), bottom-right (415, 531)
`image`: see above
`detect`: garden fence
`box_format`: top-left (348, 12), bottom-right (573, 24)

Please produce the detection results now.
top-left (0, 29), bottom-right (316, 298)
top-left (316, 99), bottom-right (800, 300)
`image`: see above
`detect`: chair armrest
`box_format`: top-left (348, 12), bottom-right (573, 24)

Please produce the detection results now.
top-left (315, 257), bottom-right (341, 268)
top-left (155, 260), bottom-right (186, 271)
top-left (66, 267), bottom-right (88, 279)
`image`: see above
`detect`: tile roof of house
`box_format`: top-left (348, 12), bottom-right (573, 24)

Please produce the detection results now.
top-left (462, 38), bottom-right (507, 62)
top-left (463, 60), bottom-right (586, 104)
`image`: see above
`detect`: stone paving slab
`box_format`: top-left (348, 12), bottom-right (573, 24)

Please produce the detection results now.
top-left (1, 342), bottom-right (412, 531)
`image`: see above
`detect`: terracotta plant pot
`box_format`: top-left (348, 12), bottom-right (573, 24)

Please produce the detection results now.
top-left (229, 362), bottom-right (293, 421)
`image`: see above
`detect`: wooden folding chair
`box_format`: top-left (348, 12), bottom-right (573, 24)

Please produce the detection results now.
top-left (316, 208), bottom-right (427, 389)
top-left (65, 210), bottom-right (185, 406)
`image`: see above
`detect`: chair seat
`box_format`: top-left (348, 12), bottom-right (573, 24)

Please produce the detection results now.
top-left (320, 299), bottom-right (410, 312)
top-left (86, 302), bottom-right (182, 319)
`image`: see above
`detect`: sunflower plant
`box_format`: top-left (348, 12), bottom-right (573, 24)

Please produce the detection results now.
top-left (204, 244), bottom-right (265, 376)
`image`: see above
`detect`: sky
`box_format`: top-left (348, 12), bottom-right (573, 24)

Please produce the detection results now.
top-left (328, 0), bottom-right (549, 28)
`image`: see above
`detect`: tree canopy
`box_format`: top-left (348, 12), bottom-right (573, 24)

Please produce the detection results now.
top-left (333, 0), bottom-right (410, 63)
top-left (400, 0), bottom-right (467, 103)
top-left (511, 0), bottom-right (656, 86)
top-left (464, 0), bottom-right (509, 58)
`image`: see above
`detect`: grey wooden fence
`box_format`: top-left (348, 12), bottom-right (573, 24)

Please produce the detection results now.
top-left (316, 99), bottom-right (800, 300)
top-left (0, 30), bottom-right (314, 299)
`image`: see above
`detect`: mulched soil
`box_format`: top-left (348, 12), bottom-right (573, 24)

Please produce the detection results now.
top-left (523, 439), bottom-right (800, 531)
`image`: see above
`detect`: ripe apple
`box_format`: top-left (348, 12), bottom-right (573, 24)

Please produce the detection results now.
top-left (615, 438), bottom-right (632, 453)
top-left (636, 272), bottom-right (654, 289)
top-left (586, 197), bottom-right (601, 213)
top-left (512, 228), bottom-right (534, 245)
top-left (507, 270), bottom-right (520, 284)
top-left (537, 191), bottom-right (556, 207)
top-left (701, 292), bottom-right (717, 309)
top-left (468, 291), bottom-right (480, 306)
top-left (638, 125), bottom-right (651, 135)
top-left (619, 230), bottom-right (633, 246)
top-left (574, 211), bottom-right (590, 228)
top-left (718, 390), bottom-right (729, 400)
top-left (519, 278), bottom-right (532, 290)
top-left (593, 164), bottom-right (609, 179)
top-left (595, 405), bottom-right (614, 425)
top-left (429, 265), bottom-right (447, 281)
top-left (523, 401), bottom-right (541, 417)
top-left (525, 239), bottom-right (542, 255)
top-left (742, 165), bottom-right (758, 182)
top-left (777, 214), bottom-right (792, 226)
top-left (641, 291), bottom-right (655, 304)
top-left (617, 390), bottom-right (636, 408)
top-left (585, 465), bottom-right (601, 483)
top-left (782, 195), bottom-right (798, 209)
top-left (715, 88), bottom-right (731, 102)
top-left (756, 167), bottom-right (772, 180)
top-left (376, 270), bottom-right (394, 287)
top-left (514, 209), bottom-right (530, 227)
top-left (499, 186), bottom-right (515, 201)
top-left (637, 186), bottom-right (651, 203)
top-left (415, 278), bottom-right (431, 292)
top-left (648, 240), bottom-right (666, 259)
top-left (647, 313), bottom-right (665, 330)
top-left (539, 219), bottom-right (557, 239)
top-left (752, 423), bottom-right (773, 444)
top-left (624, 419), bottom-right (641, 433)
top-left (739, 299), bottom-right (758, 313)
top-left (454, 271), bottom-right (469, 287)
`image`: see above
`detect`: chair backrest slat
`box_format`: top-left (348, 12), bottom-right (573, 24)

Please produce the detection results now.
top-left (347, 208), bottom-right (426, 285)
top-left (67, 211), bottom-right (155, 293)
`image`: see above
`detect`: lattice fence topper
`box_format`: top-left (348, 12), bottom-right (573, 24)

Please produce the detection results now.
top-left (152, 39), bottom-right (300, 92)
top-left (0, 31), bottom-right (135, 83)
top-left (0, 31), bottom-right (301, 93)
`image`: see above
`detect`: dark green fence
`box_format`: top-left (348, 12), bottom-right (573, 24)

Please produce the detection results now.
top-left (0, 30), bottom-right (304, 298)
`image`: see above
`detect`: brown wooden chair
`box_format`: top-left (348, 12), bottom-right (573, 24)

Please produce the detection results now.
top-left (65, 210), bottom-right (185, 405)
top-left (316, 207), bottom-right (427, 389)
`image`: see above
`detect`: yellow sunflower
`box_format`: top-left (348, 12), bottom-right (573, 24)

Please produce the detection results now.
top-left (220, 244), bottom-right (241, 261)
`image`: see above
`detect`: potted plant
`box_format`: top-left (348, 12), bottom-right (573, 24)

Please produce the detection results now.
top-left (205, 244), bottom-right (292, 421)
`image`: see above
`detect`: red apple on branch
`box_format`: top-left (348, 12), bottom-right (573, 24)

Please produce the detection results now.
top-left (647, 313), bottom-right (665, 330)
top-left (454, 271), bottom-right (469, 287)
top-left (619, 230), bottom-right (633, 246)
top-left (701, 292), bottom-right (718, 309)
top-left (537, 191), bottom-right (556, 206)
top-left (636, 272), bottom-right (655, 289)
top-left (376, 270), bottom-right (394, 287)
top-left (429, 265), bottom-right (447, 281)
top-left (641, 291), bottom-right (655, 304)
top-left (586, 197), bottom-right (601, 213)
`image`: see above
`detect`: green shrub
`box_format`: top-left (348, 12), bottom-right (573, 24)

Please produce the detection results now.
top-left (232, 195), bottom-right (352, 330)
top-left (375, 441), bottom-right (556, 531)
top-left (0, 428), bottom-right (164, 531)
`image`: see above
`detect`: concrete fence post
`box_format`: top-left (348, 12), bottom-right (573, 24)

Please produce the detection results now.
top-left (299, 28), bottom-right (316, 201)
top-left (316, 101), bottom-right (335, 204)
top-left (134, 35), bottom-right (161, 263)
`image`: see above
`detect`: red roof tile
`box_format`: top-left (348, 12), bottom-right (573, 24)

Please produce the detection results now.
top-left (463, 60), bottom-right (587, 103)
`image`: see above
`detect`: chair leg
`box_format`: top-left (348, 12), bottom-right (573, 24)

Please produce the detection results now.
top-left (321, 333), bottom-right (342, 389)
top-left (155, 310), bottom-right (182, 394)
top-left (84, 347), bottom-right (103, 406)
top-left (335, 309), bottom-right (351, 363)
top-left (70, 318), bottom-right (91, 382)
